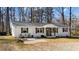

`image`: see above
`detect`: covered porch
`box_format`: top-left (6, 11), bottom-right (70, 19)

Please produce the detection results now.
top-left (43, 24), bottom-right (58, 37)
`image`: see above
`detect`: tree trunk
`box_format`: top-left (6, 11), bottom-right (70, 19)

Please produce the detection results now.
top-left (6, 7), bottom-right (10, 35)
top-left (61, 7), bottom-right (65, 25)
top-left (0, 8), bottom-right (2, 32)
top-left (47, 7), bottom-right (52, 23)
top-left (69, 7), bottom-right (72, 37)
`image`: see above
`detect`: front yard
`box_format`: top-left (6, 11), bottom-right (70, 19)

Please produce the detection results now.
top-left (0, 36), bottom-right (79, 51)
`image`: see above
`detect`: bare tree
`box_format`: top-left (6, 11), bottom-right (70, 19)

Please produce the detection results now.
top-left (69, 7), bottom-right (72, 37)
top-left (0, 7), bottom-right (2, 32)
top-left (9, 7), bottom-right (15, 22)
top-left (0, 8), bottom-right (5, 32)
top-left (55, 7), bottom-right (65, 24)
top-left (6, 7), bottom-right (10, 35)
top-left (46, 7), bottom-right (53, 23)
top-left (1, 8), bottom-right (4, 32)
top-left (18, 7), bottom-right (25, 22)
top-left (31, 7), bottom-right (53, 23)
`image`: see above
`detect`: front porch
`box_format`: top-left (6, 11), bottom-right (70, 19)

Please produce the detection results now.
top-left (45, 27), bottom-right (58, 37)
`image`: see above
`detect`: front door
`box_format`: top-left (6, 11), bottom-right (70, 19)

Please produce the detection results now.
top-left (46, 28), bottom-right (51, 36)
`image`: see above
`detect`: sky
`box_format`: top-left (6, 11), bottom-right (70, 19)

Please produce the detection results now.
top-left (72, 7), bottom-right (79, 17)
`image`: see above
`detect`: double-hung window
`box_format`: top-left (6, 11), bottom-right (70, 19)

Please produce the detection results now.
top-left (21, 28), bottom-right (28, 33)
top-left (63, 28), bottom-right (68, 32)
top-left (36, 28), bottom-right (44, 33)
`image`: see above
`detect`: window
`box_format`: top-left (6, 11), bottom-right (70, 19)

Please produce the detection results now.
top-left (40, 28), bottom-right (44, 33)
top-left (36, 28), bottom-right (44, 33)
top-left (63, 28), bottom-right (68, 32)
top-left (53, 28), bottom-right (58, 33)
top-left (21, 28), bottom-right (28, 33)
top-left (36, 28), bottom-right (39, 33)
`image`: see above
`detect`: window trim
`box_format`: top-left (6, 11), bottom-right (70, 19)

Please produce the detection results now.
top-left (36, 28), bottom-right (44, 33)
top-left (21, 28), bottom-right (28, 33)
top-left (63, 28), bottom-right (68, 32)
top-left (52, 28), bottom-right (58, 33)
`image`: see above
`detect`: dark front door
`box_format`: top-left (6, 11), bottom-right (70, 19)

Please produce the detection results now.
top-left (46, 28), bottom-right (51, 36)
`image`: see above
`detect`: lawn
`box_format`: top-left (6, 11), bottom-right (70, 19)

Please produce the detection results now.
top-left (0, 36), bottom-right (79, 51)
